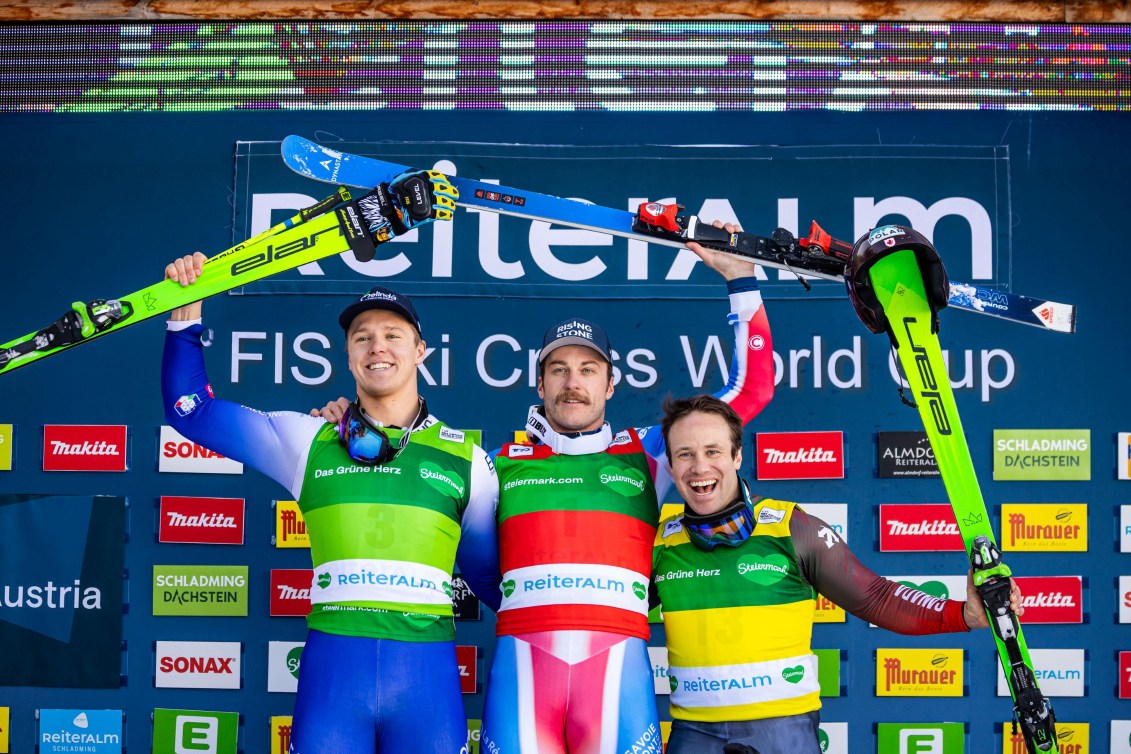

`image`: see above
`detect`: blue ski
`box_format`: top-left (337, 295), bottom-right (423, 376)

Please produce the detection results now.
top-left (281, 135), bottom-right (1076, 334)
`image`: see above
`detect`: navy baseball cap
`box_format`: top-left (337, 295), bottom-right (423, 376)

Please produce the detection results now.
top-left (338, 286), bottom-right (422, 335)
top-left (539, 317), bottom-right (612, 363)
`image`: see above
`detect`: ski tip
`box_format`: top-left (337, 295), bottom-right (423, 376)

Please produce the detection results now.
top-left (1030, 300), bottom-right (1076, 334)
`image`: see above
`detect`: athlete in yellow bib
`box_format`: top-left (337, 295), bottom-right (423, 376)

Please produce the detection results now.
top-left (652, 394), bottom-right (1024, 754)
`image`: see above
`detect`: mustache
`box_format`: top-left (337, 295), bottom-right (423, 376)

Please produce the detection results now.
top-left (555, 391), bottom-right (590, 405)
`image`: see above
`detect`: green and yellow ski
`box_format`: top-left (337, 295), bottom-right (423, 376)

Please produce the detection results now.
top-left (0, 187), bottom-right (373, 375)
top-left (862, 244), bottom-right (1058, 753)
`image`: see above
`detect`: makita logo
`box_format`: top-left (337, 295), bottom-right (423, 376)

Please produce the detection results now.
top-left (270, 569), bottom-right (314, 616)
top-left (50, 440), bottom-right (119, 456)
top-left (1021, 593), bottom-right (1075, 608)
top-left (277, 585), bottom-right (310, 600)
top-left (159, 496), bottom-right (245, 545)
top-left (755, 431), bottom-right (843, 480)
top-left (167, 512), bottom-right (236, 528)
top-left (762, 447), bottom-right (835, 464)
top-left (42, 425), bottom-right (128, 471)
top-left (1011, 576), bottom-right (1083, 624)
top-left (886, 520), bottom-right (959, 537)
top-left (878, 504), bottom-right (964, 552)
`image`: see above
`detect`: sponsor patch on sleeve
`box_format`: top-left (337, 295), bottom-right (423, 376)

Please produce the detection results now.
top-left (757, 507), bottom-right (786, 524)
top-left (663, 517), bottom-right (684, 537)
top-left (508, 444), bottom-right (535, 458)
top-left (439, 426), bottom-right (466, 443)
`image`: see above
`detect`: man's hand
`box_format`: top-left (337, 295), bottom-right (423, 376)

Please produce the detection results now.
top-left (166, 252), bottom-right (208, 321)
top-left (962, 568), bottom-right (1024, 629)
top-left (311, 396), bottom-right (351, 422)
top-left (685, 221), bottom-right (759, 281)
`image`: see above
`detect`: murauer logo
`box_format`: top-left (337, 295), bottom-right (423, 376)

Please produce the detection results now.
top-left (876, 649), bottom-right (962, 697)
top-left (275, 501), bottom-right (309, 549)
top-left (42, 425), bottom-right (128, 472)
top-left (1002, 504), bottom-right (1086, 552)
top-left (755, 431), bottom-right (844, 480)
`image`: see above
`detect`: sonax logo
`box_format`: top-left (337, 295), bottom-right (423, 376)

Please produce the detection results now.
top-left (878, 504), bottom-right (964, 552)
top-left (1011, 576), bottom-right (1082, 624)
top-left (1001, 504), bottom-right (1087, 552)
top-left (158, 496), bottom-right (244, 544)
top-left (158, 426), bottom-right (243, 474)
top-left (755, 431), bottom-right (843, 480)
top-left (42, 425), bottom-right (127, 472)
top-left (875, 649), bottom-right (963, 696)
top-left (155, 641), bottom-right (241, 690)
top-left (270, 569), bottom-right (313, 616)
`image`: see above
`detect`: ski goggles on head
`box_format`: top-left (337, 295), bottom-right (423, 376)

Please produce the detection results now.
top-left (338, 401), bottom-right (419, 465)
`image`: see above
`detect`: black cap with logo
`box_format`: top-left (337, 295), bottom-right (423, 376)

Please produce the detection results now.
top-left (538, 317), bottom-right (612, 363)
top-left (338, 286), bottom-right (422, 335)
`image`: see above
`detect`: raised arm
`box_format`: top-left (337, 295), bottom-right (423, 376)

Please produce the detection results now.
top-left (162, 253), bottom-right (322, 497)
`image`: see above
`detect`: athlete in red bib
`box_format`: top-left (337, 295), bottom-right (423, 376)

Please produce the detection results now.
top-left (474, 225), bottom-right (775, 754)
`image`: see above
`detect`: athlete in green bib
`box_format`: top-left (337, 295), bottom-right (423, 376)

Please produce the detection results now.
top-left (651, 394), bottom-right (1024, 754)
top-left (160, 170), bottom-right (499, 754)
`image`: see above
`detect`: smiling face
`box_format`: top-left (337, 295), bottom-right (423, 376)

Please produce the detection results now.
top-left (537, 344), bottom-right (614, 433)
top-left (668, 410), bottom-right (743, 516)
top-left (346, 309), bottom-right (425, 403)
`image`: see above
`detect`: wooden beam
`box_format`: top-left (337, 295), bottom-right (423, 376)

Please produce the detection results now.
top-left (0, 1), bottom-right (1127, 23)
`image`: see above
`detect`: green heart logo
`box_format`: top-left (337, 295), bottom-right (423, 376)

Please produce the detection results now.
top-left (669, 674), bottom-right (677, 693)
top-left (599, 465), bottom-right (647, 497)
top-left (737, 554), bottom-right (791, 585)
top-left (898, 579), bottom-right (949, 599)
top-left (317, 572), bottom-right (331, 589)
top-left (782, 665), bottom-right (805, 684)
top-left (420, 461), bottom-right (466, 498)
top-left (286, 646), bottom-right (303, 679)
top-left (501, 579), bottom-right (516, 598)
top-left (632, 582), bottom-right (647, 600)
top-left (442, 581), bottom-right (452, 597)
top-left (818, 729), bottom-right (829, 752)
